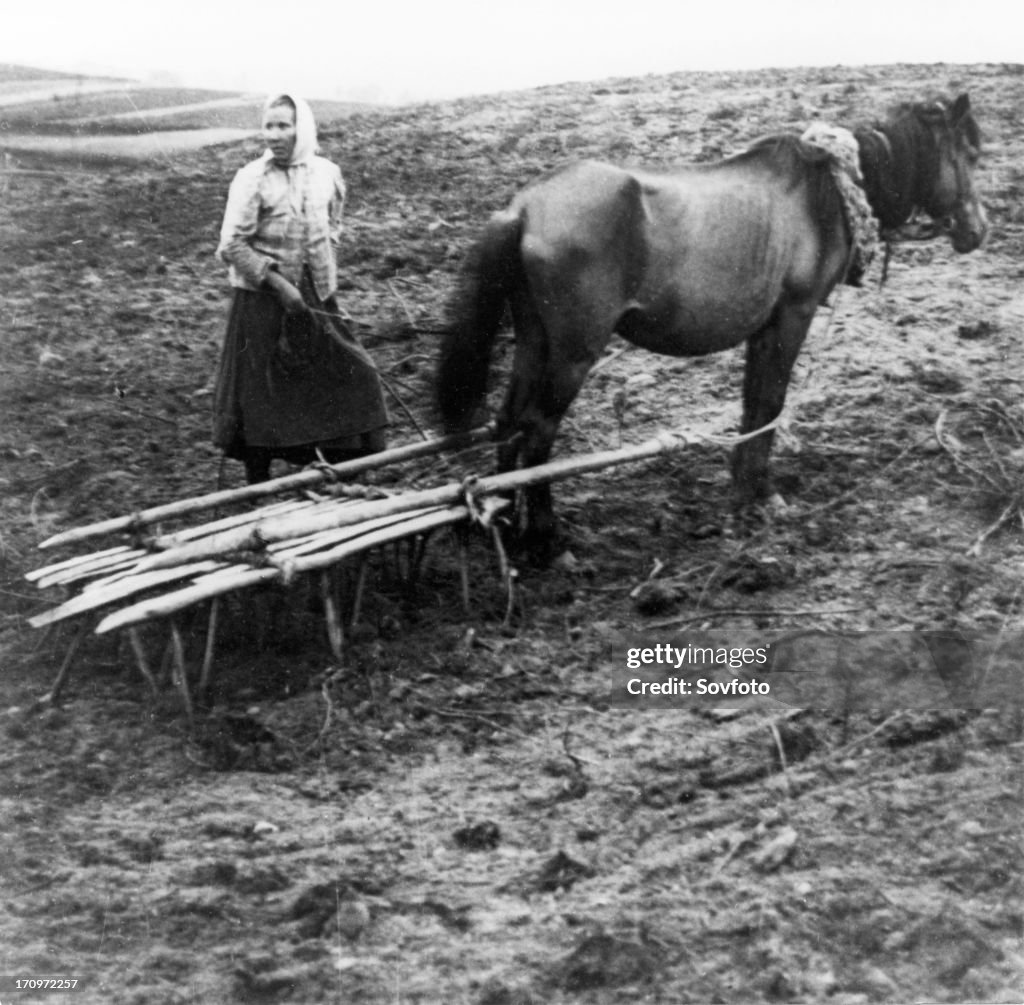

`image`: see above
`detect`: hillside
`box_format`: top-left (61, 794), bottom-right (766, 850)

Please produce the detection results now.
top-left (0, 61), bottom-right (1022, 1004)
top-left (0, 63), bottom-right (371, 139)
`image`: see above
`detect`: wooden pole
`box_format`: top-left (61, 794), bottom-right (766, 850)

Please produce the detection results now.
top-left (148, 497), bottom-right (320, 551)
top-left (27, 544), bottom-right (136, 583)
top-left (34, 550), bottom-right (147, 591)
top-left (28, 507), bottom-right (453, 630)
top-left (30, 499), bottom-right (316, 590)
top-left (28, 560), bottom-right (227, 629)
top-left (127, 431), bottom-right (694, 575)
top-left (38, 425), bottom-right (495, 550)
top-left (94, 505), bottom-right (475, 634)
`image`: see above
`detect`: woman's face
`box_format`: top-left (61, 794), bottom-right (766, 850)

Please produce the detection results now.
top-left (263, 103), bottom-right (297, 165)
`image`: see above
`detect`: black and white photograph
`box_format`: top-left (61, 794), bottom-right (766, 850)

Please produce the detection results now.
top-left (1, 2), bottom-right (1021, 1002)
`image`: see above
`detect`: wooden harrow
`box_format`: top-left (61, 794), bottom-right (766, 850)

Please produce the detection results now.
top-left (24, 416), bottom-right (770, 718)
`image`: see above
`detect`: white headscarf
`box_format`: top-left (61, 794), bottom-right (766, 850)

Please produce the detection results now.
top-left (263, 93), bottom-right (319, 166)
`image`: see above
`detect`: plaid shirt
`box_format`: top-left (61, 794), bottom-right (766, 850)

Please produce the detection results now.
top-left (217, 152), bottom-right (347, 302)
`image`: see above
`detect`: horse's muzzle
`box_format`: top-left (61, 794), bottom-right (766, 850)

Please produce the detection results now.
top-left (950, 201), bottom-right (990, 253)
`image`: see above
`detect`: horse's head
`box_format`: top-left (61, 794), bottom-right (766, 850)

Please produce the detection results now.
top-left (919, 93), bottom-right (989, 253)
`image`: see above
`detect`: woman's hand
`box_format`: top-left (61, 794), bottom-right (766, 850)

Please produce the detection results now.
top-left (264, 270), bottom-right (309, 315)
top-left (279, 285), bottom-right (309, 316)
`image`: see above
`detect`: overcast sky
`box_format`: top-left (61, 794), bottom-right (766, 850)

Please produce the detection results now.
top-left (3, 0), bottom-right (1019, 104)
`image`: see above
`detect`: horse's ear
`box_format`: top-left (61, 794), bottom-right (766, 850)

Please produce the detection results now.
top-left (951, 93), bottom-right (971, 122)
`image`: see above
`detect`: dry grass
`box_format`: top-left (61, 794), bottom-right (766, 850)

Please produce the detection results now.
top-left (936, 394), bottom-right (1024, 555)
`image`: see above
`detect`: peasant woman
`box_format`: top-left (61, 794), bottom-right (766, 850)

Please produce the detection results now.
top-left (213, 93), bottom-right (387, 482)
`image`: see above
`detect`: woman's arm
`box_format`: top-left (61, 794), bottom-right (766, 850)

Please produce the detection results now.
top-left (216, 166), bottom-right (276, 287)
top-left (329, 167), bottom-right (347, 250)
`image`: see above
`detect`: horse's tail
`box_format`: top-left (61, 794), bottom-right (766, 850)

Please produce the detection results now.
top-left (437, 210), bottom-right (523, 432)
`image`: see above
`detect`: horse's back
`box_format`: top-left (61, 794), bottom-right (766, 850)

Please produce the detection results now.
top-left (508, 156), bottom-right (835, 354)
top-left (513, 157), bottom-right (827, 287)
top-left (511, 161), bottom-right (644, 255)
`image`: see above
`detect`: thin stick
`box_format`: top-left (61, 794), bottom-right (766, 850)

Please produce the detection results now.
top-left (168, 619), bottom-right (194, 728)
top-left (301, 669), bottom-right (340, 755)
top-left (38, 425), bottom-right (494, 550)
top-left (424, 705), bottom-right (534, 743)
top-left (457, 526), bottom-right (471, 614)
top-left (387, 279), bottom-right (417, 327)
top-left (158, 633), bottom-right (175, 685)
top-left (967, 499), bottom-right (1022, 558)
top-left (322, 571), bottom-right (344, 663)
top-left (198, 598), bottom-right (220, 698)
top-left (768, 721), bottom-right (793, 800)
top-left (380, 375), bottom-right (431, 442)
top-left (646, 605), bottom-right (867, 629)
top-left (589, 345), bottom-right (629, 374)
top-left (38, 619), bottom-right (89, 706)
top-left (834, 712), bottom-right (907, 754)
top-left (407, 533), bottom-right (430, 589)
top-left (490, 525), bottom-right (516, 628)
top-left (128, 628), bottom-right (160, 698)
top-left (350, 555), bottom-right (369, 630)
top-left (113, 401), bottom-right (178, 428)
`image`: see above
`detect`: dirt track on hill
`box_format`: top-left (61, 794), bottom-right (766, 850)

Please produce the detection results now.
top-left (0, 127), bottom-right (256, 160)
top-left (0, 63), bottom-right (1022, 1004)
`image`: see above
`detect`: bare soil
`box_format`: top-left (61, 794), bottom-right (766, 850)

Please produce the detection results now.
top-left (1, 63), bottom-right (1022, 1004)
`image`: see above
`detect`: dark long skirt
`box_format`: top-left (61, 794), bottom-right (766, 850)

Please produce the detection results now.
top-left (213, 281), bottom-right (388, 479)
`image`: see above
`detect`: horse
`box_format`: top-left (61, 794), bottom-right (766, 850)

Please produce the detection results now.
top-left (436, 93), bottom-right (988, 552)
top-left (855, 93), bottom-right (988, 255)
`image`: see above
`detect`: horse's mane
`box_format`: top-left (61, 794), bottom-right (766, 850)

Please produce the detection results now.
top-left (740, 132), bottom-right (834, 169)
top-left (882, 97), bottom-right (982, 147)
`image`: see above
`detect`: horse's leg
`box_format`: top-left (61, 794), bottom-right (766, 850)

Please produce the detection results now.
top-left (492, 322), bottom-right (545, 538)
top-left (518, 364), bottom-right (591, 550)
top-left (494, 328), bottom-right (596, 553)
top-left (498, 251), bottom-right (618, 551)
top-left (517, 350), bottom-right (601, 550)
top-left (731, 300), bottom-right (815, 502)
